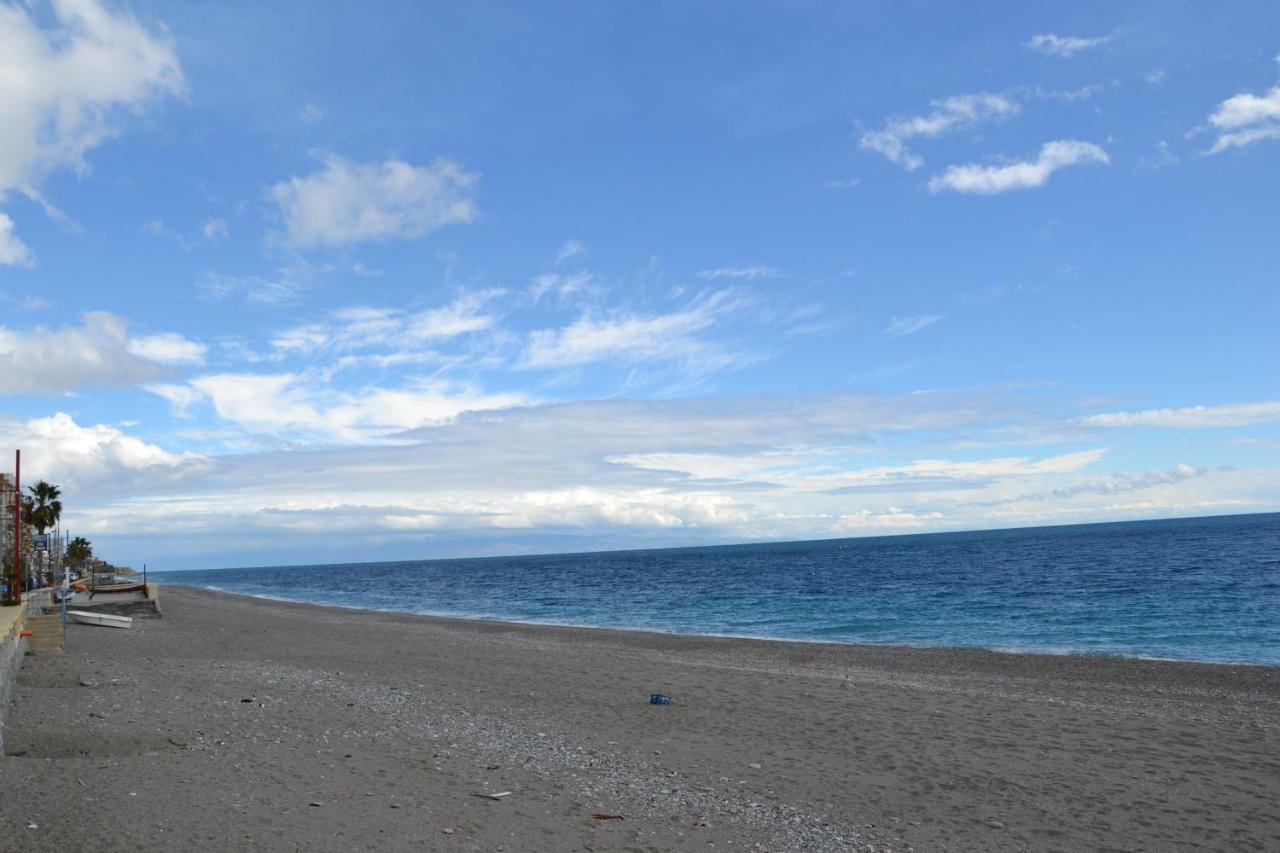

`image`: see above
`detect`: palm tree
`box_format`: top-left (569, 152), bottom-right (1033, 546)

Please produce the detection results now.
top-left (23, 480), bottom-right (62, 534)
top-left (65, 537), bottom-right (92, 566)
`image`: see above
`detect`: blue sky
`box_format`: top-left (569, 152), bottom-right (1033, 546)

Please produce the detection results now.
top-left (0, 0), bottom-right (1277, 569)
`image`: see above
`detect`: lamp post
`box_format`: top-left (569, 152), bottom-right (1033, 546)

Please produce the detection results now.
top-left (10, 449), bottom-right (20, 605)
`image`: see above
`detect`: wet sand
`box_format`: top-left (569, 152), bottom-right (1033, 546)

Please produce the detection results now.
top-left (2, 585), bottom-right (1278, 852)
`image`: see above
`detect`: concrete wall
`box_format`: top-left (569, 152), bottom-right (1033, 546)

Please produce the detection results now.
top-left (0, 604), bottom-right (28, 755)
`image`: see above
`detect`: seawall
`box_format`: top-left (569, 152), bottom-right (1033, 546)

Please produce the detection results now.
top-left (0, 602), bottom-right (28, 754)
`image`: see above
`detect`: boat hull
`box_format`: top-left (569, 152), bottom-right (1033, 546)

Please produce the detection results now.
top-left (67, 610), bottom-right (133, 629)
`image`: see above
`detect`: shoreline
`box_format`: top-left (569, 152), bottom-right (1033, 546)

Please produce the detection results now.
top-left (5, 584), bottom-right (1278, 851)
top-left (172, 582), bottom-right (1280, 677)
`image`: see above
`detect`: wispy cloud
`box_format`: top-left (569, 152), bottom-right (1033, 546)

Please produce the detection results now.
top-left (823, 178), bottom-right (862, 189)
top-left (530, 271), bottom-right (592, 303)
top-left (859, 93), bottom-right (1020, 170)
top-left (266, 152), bottom-right (478, 249)
top-left (695, 266), bottom-right (780, 280)
top-left (1025, 33), bottom-right (1113, 58)
top-left (929, 140), bottom-right (1109, 194)
top-left (522, 290), bottom-right (743, 370)
top-left (143, 217), bottom-right (230, 250)
top-left (1136, 140), bottom-right (1179, 171)
top-left (270, 291), bottom-right (502, 357)
top-left (885, 315), bottom-right (943, 336)
top-left (1079, 400), bottom-right (1280, 428)
top-left (554, 239), bottom-right (587, 264)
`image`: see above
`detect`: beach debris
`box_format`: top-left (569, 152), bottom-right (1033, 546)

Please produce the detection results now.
top-left (649, 693), bottom-right (672, 705)
top-left (748, 763), bottom-right (762, 770)
top-left (471, 791), bottom-right (512, 801)
top-left (240, 698), bottom-right (254, 703)
top-left (591, 813), bottom-right (625, 821)
top-left (441, 827), bottom-right (455, 835)
top-left (309, 801), bottom-right (323, 807)
top-left (27, 823), bottom-right (37, 830)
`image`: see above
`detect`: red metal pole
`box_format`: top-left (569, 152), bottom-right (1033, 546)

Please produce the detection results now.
top-left (13, 449), bottom-right (21, 605)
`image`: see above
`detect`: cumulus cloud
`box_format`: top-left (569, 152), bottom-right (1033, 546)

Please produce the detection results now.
top-left (0, 411), bottom-right (204, 492)
top-left (0, 0), bottom-right (184, 262)
top-left (1205, 64), bottom-right (1280, 154)
top-left (859, 93), bottom-right (1020, 170)
top-left (885, 315), bottom-right (943, 336)
top-left (267, 152), bottom-right (478, 249)
top-left (928, 140), bottom-right (1109, 194)
top-left (1025, 33), bottom-right (1112, 58)
top-left (0, 312), bottom-right (174, 393)
top-left (1079, 400), bottom-right (1280, 428)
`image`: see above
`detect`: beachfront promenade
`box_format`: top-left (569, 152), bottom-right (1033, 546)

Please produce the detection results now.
top-left (1, 586), bottom-right (1277, 852)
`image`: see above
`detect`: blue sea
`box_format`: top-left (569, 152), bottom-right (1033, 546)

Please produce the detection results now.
top-left (156, 513), bottom-right (1280, 666)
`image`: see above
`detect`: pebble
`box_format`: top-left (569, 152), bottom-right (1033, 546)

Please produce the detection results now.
top-left (748, 763), bottom-right (762, 770)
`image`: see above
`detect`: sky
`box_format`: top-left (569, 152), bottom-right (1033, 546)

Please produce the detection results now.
top-left (0, 0), bottom-right (1277, 570)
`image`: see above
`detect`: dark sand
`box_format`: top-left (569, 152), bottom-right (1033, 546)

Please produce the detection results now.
top-left (2, 586), bottom-right (1278, 852)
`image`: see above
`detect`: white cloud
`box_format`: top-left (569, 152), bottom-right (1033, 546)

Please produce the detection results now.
top-left (201, 218), bottom-right (228, 240)
top-left (0, 0), bottom-right (184, 260)
top-left (0, 312), bottom-right (168, 393)
top-left (0, 213), bottom-right (34, 266)
top-left (695, 266), bottom-right (780, 280)
top-left (522, 291), bottom-right (740, 370)
top-left (1136, 140), bottom-right (1179, 171)
top-left (22, 389), bottom-right (1278, 566)
top-left (0, 411), bottom-right (204, 492)
top-left (1025, 33), bottom-right (1112, 58)
top-left (823, 178), bottom-right (862, 189)
top-left (928, 140), bottom-right (1109, 194)
top-left (145, 382), bottom-right (205, 417)
top-left (885, 315), bottom-right (943, 336)
top-left (198, 263), bottom-right (318, 304)
top-left (832, 508), bottom-right (945, 531)
top-left (859, 93), bottom-right (1020, 170)
top-left (269, 291), bottom-right (501, 357)
top-left (1080, 400), bottom-right (1280, 428)
top-left (179, 372), bottom-right (527, 444)
top-left (127, 332), bottom-right (207, 365)
top-left (554, 239), bottom-right (587, 264)
top-left (1144, 70), bottom-right (1167, 87)
top-left (530, 271), bottom-right (592, 303)
top-left (1205, 70), bottom-right (1280, 154)
top-left (144, 217), bottom-right (229, 249)
top-left (267, 152), bottom-right (478, 249)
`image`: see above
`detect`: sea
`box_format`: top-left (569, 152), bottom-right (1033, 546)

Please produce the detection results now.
top-left (155, 512), bottom-right (1280, 666)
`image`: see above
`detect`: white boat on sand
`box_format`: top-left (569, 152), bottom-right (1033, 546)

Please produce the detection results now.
top-left (67, 610), bottom-right (133, 629)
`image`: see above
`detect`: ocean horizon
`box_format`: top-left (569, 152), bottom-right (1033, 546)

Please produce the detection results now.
top-left (156, 511), bottom-right (1280, 667)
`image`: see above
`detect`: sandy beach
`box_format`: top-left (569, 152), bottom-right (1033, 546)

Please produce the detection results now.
top-left (2, 586), bottom-right (1278, 852)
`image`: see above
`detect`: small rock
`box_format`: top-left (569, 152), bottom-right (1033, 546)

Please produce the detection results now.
top-left (986, 820), bottom-right (1005, 829)
top-left (309, 801), bottom-right (323, 807)
top-left (441, 827), bottom-right (455, 835)
top-left (748, 763), bottom-right (762, 770)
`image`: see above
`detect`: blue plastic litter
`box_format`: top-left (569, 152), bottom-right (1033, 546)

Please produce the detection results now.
top-left (649, 693), bottom-right (672, 705)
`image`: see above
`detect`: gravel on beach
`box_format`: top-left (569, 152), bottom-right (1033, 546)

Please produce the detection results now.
top-left (2, 585), bottom-right (1278, 852)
